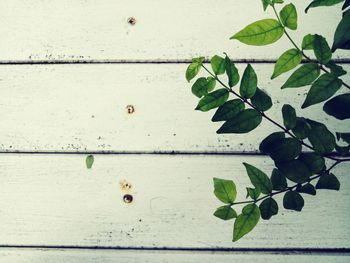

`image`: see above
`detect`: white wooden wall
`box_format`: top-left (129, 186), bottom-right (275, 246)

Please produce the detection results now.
top-left (0, 1), bottom-right (349, 262)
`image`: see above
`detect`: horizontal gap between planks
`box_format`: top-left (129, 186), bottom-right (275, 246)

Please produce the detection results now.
top-left (1, 245), bottom-right (350, 255)
top-left (0, 58), bottom-right (349, 65)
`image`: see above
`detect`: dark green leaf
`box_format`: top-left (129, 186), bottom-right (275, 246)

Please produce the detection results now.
top-left (282, 104), bottom-right (297, 129)
top-left (271, 49), bottom-right (302, 79)
top-left (259, 198), bottom-right (279, 220)
top-left (336, 132), bottom-right (350, 144)
top-left (262, 138), bottom-right (302, 162)
top-left (86, 155), bottom-right (94, 169)
top-left (240, 64), bottom-right (257, 98)
top-left (280, 3), bottom-right (298, 30)
top-left (214, 205), bottom-right (237, 220)
top-left (302, 73), bottom-right (342, 108)
top-left (217, 109), bottom-right (262, 134)
top-left (291, 117), bottom-right (311, 139)
top-left (231, 19), bottom-right (284, 46)
top-left (195, 89), bottom-right (229, 112)
top-left (213, 178), bottom-right (237, 204)
top-left (302, 34), bottom-right (316, 50)
top-left (297, 183), bottom-right (316, 195)
top-left (283, 191), bottom-right (304, 211)
top-left (316, 173), bottom-right (340, 190)
top-left (225, 55), bottom-right (240, 87)
top-left (211, 55), bottom-right (225, 75)
top-left (277, 160), bottom-right (312, 183)
top-left (246, 187), bottom-right (261, 200)
top-left (191, 77), bottom-right (216, 98)
top-left (271, 168), bottom-right (288, 190)
top-left (307, 120), bottom-right (336, 154)
top-left (298, 153), bottom-right (325, 174)
top-left (332, 8), bottom-right (350, 51)
top-left (259, 132), bottom-right (285, 153)
top-left (313, 34), bottom-right (332, 64)
top-left (305, 0), bottom-right (344, 13)
top-left (324, 94), bottom-right (350, 120)
top-left (250, 88), bottom-right (272, 111)
top-left (186, 57), bottom-right (204, 82)
top-left (232, 204), bottom-right (260, 242)
top-left (243, 163), bottom-right (273, 194)
top-left (343, 0), bottom-right (350, 9)
top-left (281, 63), bottom-right (320, 89)
top-left (212, 99), bottom-right (245, 122)
top-left (335, 144), bottom-right (350, 156)
top-left (325, 61), bottom-right (347, 77)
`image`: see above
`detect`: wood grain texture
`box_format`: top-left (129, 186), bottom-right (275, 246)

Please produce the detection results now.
top-left (1, 248), bottom-right (350, 263)
top-left (0, 0), bottom-right (348, 62)
top-left (0, 64), bottom-right (349, 153)
top-left (0, 154), bottom-right (349, 248)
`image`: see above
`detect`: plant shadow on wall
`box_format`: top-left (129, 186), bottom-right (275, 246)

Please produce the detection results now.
top-left (186, 0), bottom-right (350, 242)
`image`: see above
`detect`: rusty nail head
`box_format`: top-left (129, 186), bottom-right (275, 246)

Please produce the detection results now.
top-left (127, 17), bottom-right (136, 25)
top-left (126, 105), bottom-right (135, 114)
top-left (123, 194), bottom-right (133, 203)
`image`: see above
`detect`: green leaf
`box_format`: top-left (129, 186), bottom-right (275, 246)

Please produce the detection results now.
top-left (292, 117), bottom-right (311, 139)
top-left (232, 204), bottom-right (260, 242)
top-left (305, 0), bottom-right (344, 13)
top-left (271, 49), bottom-right (302, 79)
top-left (195, 89), bottom-right (229, 112)
top-left (298, 153), bottom-right (325, 174)
top-left (225, 55), bottom-right (240, 87)
top-left (231, 19), bottom-right (284, 46)
top-left (86, 155), bottom-right (94, 169)
top-left (336, 132), bottom-right (350, 144)
top-left (261, 137), bottom-right (302, 162)
top-left (282, 104), bottom-right (297, 129)
top-left (243, 163), bottom-right (273, 194)
top-left (212, 99), bottom-right (245, 122)
top-left (283, 191), bottom-right (304, 211)
top-left (246, 187), bottom-right (261, 200)
top-left (335, 144), bottom-right (350, 156)
top-left (307, 120), bottom-right (336, 154)
top-left (240, 64), bottom-right (257, 98)
top-left (214, 205), bottom-right (237, 220)
top-left (191, 77), bottom-right (216, 98)
top-left (186, 57), bottom-right (204, 82)
top-left (343, 0), bottom-right (350, 9)
top-left (313, 34), bottom-right (332, 64)
top-left (259, 198), bottom-right (279, 220)
top-left (332, 10), bottom-right (350, 51)
top-left (297, 183), bottom-right (316, 195)
top-left (324, 94), bottom-right (350, 120)
top-left (213, 178), bottom-right (237, 204)
top-left (260, 132), bottom-right (285, 153)
top-left (280, 3), bottom-right (298, 30)
top-left (277, 160), bottom-right (311, 183)
top-left (271, 168), bottom-right (288, 190)
top-left (217, 109), bottom-right (262, 134)
top-left (301, 73), bottom-right (342, 108)
top-left (302, 34), bottom-right (316, 50)
top-left (325, 61), bottom-right (347, 77)
top-left (281, 63), bottom-right (320, 89)
top-left (211, 55), bottom-right (225, 75)
top-left (250, 88), bottom-right (272, 111)
top-left (316, 173), bottom-right (340, 190)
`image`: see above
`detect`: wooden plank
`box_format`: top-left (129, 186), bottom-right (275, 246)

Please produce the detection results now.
top-left (0, 64), bottom-right (348, 153)
top-left (1, 248), bottom-right (350, 263)
top-left (0, 0), bottom-right (348, 61)
top-left (0, 154), bottom-right (349, 248)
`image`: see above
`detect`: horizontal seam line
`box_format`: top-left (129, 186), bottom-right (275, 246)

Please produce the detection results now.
top-left (1, 245), bottom-right (350, 254)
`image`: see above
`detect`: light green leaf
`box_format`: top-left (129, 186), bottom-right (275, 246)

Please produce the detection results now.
top-left (250, 88), bottom-right (272, 111)
top-left (298, 153), bottom-right (325, 174)
top-left (281, 63), bottom-right (320, 89)
top-left (324, 94), bottom-right (350, 120)
top-left (280, 3), bottom-right (298, 30)
top-left (271, 169), bottom-right (288, 190)
top-left (302, 73), bottom-right (342, 108)
top-left (217, 109), bottom-right (262, 134)
top-left (86, 155), bottom-right (94, 169)
top-left (246, 187), bottom-right (261, 200)
top-left (259, 198), bottom-right (279, 220)
top-left (316, 173), bottom-right (340, 190)
top-left (283, 191), bottom-right (304, 211)
top-left (261, 0), bottom-right (284, 11)
top-left (211, 55), bottom-right (225, 75)
top-left (271, 49), bottom-right (302, 79)
top-left (307, 120), bottom-right (336, 154)
top-left (282, 104), bottom-right (297, 130)
top-left (195, 89), bottom-right (229, 112)
top-left (186, 57), bottom-right (205, 82)
top-left (233, 204), bottom-right (260, 242)
top-left (240, 64), bottom-right (257, 98)
top-left (213, 178), bottom-right (237, 204)
top-left (305, 0), bottom-right (344, 13)
top-left (191, 77), bottom-right (216, 98)
top-left (302, 34), bottom-right (316, 50)
top-left (214, 205), bottom-right (237, 220)
top-left (243, 163), bottom-right (272, 194)
top-left (313, 34), bottom-right (332, 64)
top-left (212, 99), bottom-right (245, 122)
top-left (277, 160), bottom-right (311, 183)
top-left (225, 55), bottom-right (240, 87)
top-left (231, 19), bottom-right (284, 46)
top-left (297, 183), bottom-right (316, 195)
top-left (332, 11), bottom-right (350, 51)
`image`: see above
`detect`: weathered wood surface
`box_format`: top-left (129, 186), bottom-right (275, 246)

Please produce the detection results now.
top-left (0, 64), bottom-right (349, 153)
top-left (0, 154), bottom-right (349, 248)
top-left (0, 0), bottom-right (348, 62)
top-left (1, 248), bottom-right (349, 263)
